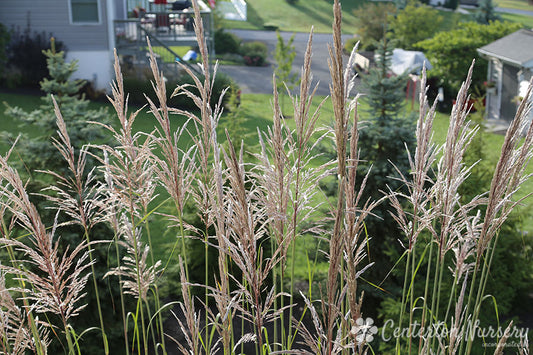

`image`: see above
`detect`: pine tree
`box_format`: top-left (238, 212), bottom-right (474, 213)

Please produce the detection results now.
top-left (4, 38), bottom-right (109, 175)
top-left (474, 0), bottom-right (501, 24)
top-left (357, 38), bottom-right (416, 315)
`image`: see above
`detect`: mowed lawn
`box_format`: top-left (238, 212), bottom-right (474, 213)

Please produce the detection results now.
top-left (220, 0), bottom-right (533, 34)
top-left (221, 0), bottom-right (362, 33)
top-left (496, 0), bottom-right (533, 11)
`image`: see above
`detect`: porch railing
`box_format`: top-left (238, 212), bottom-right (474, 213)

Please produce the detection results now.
top-left (113, 8), bottom-right (213, 78)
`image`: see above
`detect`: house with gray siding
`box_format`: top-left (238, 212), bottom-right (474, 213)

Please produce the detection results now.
top-left (0, 0), bottom-right (213, 91)
top-left (0, 0), bottom-right (128, 90)
top-left (477, 29), bottom-right (533, 123)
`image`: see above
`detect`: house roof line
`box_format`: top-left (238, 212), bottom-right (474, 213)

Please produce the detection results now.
top-left (477, 29), bottom-right (533, 69)
top-left (477, 48), bottom-right (524, 67)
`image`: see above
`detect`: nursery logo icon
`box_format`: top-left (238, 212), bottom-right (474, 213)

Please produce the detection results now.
top-left (352, 317), bottom-right (379, 343)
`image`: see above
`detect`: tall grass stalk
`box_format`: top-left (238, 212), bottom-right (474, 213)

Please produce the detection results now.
top-left (41, 97), bottom-right (109, 354)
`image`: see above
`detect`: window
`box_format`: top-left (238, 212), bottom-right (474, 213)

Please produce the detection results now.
top-left (70, 0), bottom-right (100, 24)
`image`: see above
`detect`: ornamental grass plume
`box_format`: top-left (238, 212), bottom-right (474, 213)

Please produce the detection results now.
top-left (0, 270), bottom-right (49, 355)
top-left (105, 216), bottom-right (162, 301)
top-left (431, 63), bottom-right (482, 261)
top-left (40, 97), bottom-right (107, 230)
top-left (388, 67), bottom-right (439, 252)
top-left (217, 132), bottom-right (286, 353)
top-left (0, 153), bottom-right (92, 353)
top-left (294, 1), bottom-right (378, 354)
top-left (146, 42), bottom-right (197, 221)
top-left (476, 78), bottom-right (533, 262)
top-left (99, 48), bottom-right (165, 355)
top-left (39, 96), bottom-right (110, 353)
top-left (167, 256), bottom-right (201, 355)
top-left (170, 1), bottom-right (233, 353)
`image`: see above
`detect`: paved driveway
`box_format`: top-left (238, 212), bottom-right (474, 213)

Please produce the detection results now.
top-left (219, 29), bottom-right (357, 96)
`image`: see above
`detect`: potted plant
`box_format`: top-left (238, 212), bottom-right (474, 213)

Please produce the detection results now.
top-left (484, 80), bottom-right (496, 94)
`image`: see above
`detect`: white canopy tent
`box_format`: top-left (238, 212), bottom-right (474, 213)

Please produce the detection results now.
top-left (390, 48), bottom-right (432, 76)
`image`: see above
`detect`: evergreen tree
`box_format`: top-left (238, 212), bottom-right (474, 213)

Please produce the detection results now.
top-left (4, 38), bottom-right (109, 175)
top-left (357, 38), bottom-right (416, 314)
top-left (474, 0), bottom-right (501, 24)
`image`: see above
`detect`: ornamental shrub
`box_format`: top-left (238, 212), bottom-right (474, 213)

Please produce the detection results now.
top-left (214, 28), bottom-right (242, 54)
top-left (240, 41), bottom-right (268, 66)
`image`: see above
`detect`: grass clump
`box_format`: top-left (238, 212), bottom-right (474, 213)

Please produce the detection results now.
top-left (0, 0), bottom-right (532, 354)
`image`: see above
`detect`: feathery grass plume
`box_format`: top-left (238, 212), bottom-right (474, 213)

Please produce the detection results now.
top-left (432, 62), bottom-right (482, 261)
top-left (493, 321), bottom-right (513, 355)
top-left (325, 4), bottom-right (348, 351)
top-left (219, 131), bottom-right (288, 352)
top-left (168, 1), bottom-right (233, 352)
top-left (277, 22), bottom-right (333, 351)
top-left (100, 51), bottom-right (158, 222)
top-left (0, 270), bottom-right (49, 355)
top-left (388, 67), bottom-right (439, 251)
top-left (145, 41), bottom-right (198, 287)
top-left (146, 42), bottom-right (197, 219)
top-left (387, 68), bottom-right (440, 354)
top-left (322, 0), bottom-right (378, 353)
top-left (166, 256), bottom-right (201, 355)
top-left (519, 333), bottom-right (529, 355)
top-left (476, 78), bottom-right (533, 262)
top-left (99, 49), bottom-right (161, 355)
top-left (414, 63), bottom-right (484, 353)
top-left (0, 154), bottom-right (92, 353)
top-left (254, 76), bottom-right (294, 263)
top-left (41, 97), bottom-right (106, 230)
top-left (38, 96), bottom-right (110, 354)
top-left (105, 216), bottom-right (161, 301)
top-left (338, 48), bottom-right (380, 349)
top-left (449, 210), bottom-right (479, 284)
top-left (463, 78), bottom-right (533, 354)
top-left (252, 76), bottom-right (296, 351)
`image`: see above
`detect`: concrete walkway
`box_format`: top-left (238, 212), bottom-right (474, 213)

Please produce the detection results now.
top-left (219, 29), bottom-right (354, 96)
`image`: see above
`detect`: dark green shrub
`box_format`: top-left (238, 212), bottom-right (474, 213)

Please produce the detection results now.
top-left (214, 28), bottom-right (242, 54)
top-left (240, 41), bottom-right (268, 67)
top-left (444, 0), bottom-right (459, 9)
top-left (4, 27), bottom-right (65, 88)
top-left (123, 72), bottom-right (238, 110)
top-left (263, 23), bottom-right (279, 31)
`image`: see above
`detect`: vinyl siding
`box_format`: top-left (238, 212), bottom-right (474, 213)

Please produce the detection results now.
top-left (0, 0), bottom-right (109, 51)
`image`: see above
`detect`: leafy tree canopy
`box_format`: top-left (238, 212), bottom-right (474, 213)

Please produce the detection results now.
top-left (353, 2), bottom-right (396, 51)
top-left (389, 3), bottom-right (443, 50)
top-left (417, 21), bottom-right (521, 94)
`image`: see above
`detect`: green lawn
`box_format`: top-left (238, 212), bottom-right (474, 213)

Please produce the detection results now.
top-left (219, 0), bottom-right (532, 34)
top-left (221, 0), bottom-right (362, 33)
top-left (500, 11), bottom-right (533, 26)
top-left (496, 0), bottom-right (533, 11)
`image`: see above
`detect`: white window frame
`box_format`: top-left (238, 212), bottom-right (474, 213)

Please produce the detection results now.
top-left (68, 0), bottom-right (102, 25)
